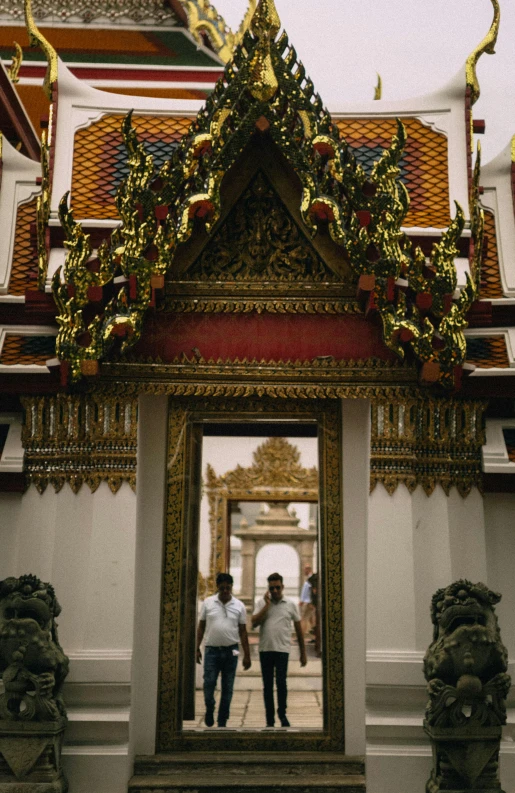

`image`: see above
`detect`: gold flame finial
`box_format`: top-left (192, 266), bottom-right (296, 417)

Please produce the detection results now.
top-left (7, 42), bottom-right (23, 84)
top-left (374, 73), bottom-right (382, 101)
top-left (511, 133), bottom-right (515, 163)
top-left (466, 0), bottom-right (500, 105)
top-left (250, 0), bottom-right (280, 39)
top-left (24, 0), bottom-right (58, 99)
top-left (248, 0), bottom-right (280, 102)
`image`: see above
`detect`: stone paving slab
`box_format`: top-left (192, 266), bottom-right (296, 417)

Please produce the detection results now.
top-left (183, 690), bottom-right (323, 731)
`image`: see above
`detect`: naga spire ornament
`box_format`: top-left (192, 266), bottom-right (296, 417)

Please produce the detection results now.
top-left (466, 0), bottom-right (500, 106)
top-left (24, 0), bottom-right (58, 99)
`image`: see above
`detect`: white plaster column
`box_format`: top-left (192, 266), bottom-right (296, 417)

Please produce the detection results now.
top-left (367, 485), bottom-right (417, 652)
top-left (341, 398), bottom-right (369, 756)
top-left (128, 395), bottom-right (168, 762)
top-left (239, 537), bottom-right (256, 607)
top-left (484, 493), bottom-right (515, 658)
top-left (446, 488), bottom-right (487, 582)
top-left (411, 486), bottom-right (452, 651)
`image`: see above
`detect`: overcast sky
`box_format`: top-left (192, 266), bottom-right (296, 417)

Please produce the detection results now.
top-left (213, 0), bottom-right (515, 164)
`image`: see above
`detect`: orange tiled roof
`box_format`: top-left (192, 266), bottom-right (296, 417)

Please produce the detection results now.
top-left (466, 335), bottom-right (509, 368)
top-left (72, 114), bottom-right (450, 226)
top-left (337, 117), bottom-right (450, 228)
top-left (479, 210), bottom-right (503, 299)
top-left (71, 115), bottom-right (193, 219)
top-left (9, 197), bottom-right (38, 295)
top-left (0, 335), bottom-right (55, 365)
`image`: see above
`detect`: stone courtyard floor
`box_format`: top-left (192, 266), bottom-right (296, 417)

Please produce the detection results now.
top-left (183, 689), bottom-right (323, 731)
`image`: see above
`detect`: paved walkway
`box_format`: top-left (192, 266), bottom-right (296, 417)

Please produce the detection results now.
top-left (183, 689), bottom-right (323, 731)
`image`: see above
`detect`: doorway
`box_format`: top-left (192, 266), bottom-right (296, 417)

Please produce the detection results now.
top-left (156, 397), bottom-right (344, 752)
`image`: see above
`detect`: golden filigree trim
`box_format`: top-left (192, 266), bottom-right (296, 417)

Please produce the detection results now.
top-left (162, 298), bottom-right (361, 314)
top-left (21, 394), bottom-right (137, 493)
top-left (370, 395), bottom-right (485, 497)
top-left (19, 390), bottom-right (485, 501)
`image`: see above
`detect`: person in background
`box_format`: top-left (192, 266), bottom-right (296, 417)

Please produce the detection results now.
top-left (299, 563), bottom-right (316, 638)
top-left (196, 572), bottom-right (251, 728)
top-left (252, 572), bottom-right (307, 728)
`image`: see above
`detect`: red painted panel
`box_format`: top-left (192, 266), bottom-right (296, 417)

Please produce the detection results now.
top-left (133, 312), bottom-right (395, 362)
top-left (19, 66), bottom-right (222, 83)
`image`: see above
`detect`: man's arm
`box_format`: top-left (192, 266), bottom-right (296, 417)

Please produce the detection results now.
top-left (238, 624), bottom-right (252, 670)
top-left (251, 591), bottom-right (270, 627)
top-left (196, 619), bottom-right (206, 664)
top-left (294, 620), bottom-right (307, 667)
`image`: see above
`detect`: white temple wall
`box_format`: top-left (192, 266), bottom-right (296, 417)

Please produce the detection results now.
top-left (365, 484), bottom-right (515, 793)
top-left (0, 483), bottom-right (137, 793)
top-left (484, 493), bottom-right (515, 658)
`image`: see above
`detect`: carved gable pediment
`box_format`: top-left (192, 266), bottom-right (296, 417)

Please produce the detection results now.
top-left (165, 159), bottom-right (357, 313)
top-left (188, 172), bottom-right (335, 283)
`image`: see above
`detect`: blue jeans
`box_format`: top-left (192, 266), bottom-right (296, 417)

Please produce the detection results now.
top-left (203, 645), bottom-right (238, 725)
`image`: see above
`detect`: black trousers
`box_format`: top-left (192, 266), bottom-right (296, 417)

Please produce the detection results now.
top-left (259, 651), bottom-right (289, 725)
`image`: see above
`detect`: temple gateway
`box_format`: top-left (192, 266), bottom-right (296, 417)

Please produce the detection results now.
top-left (0, 0), bottom-right (514, 792)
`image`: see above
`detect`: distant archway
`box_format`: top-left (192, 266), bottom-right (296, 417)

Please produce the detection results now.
top-left (254, 541), bottom-right (301, 604)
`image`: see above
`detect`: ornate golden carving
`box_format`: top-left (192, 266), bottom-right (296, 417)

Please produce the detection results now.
top-left (4, 0), bottom-right (175, 23)
top-left (205, 437), bottom-right (318, 590)
top-left (370, 395), bottom-right (486, 497)
top-left (187, 172), bottom-right (335, 282)
top-left (54, 0), bottom-right (482, 391)
top-left (24, 0), bottom-right (57, 100)
top-left (20, 394), bottom-right (137, 493)
top-left (36, 121), bottom-right (50, 290)
top-left (7, 42), bottom-right (23, 84)
top-left (466, 0), bottom-right (500, 106)
top-left (470, 141), bottom-right (485, 297)
top-left (179, 0), bottom-right (256, 64)
top-left (248, 0), bottom-right (280, 101)
top-left (98, 354), bottom-right (417, 396)
top-left (163, 297), bottom-right (361, 314)
top-left (158, 398), bottom-right (344, 751)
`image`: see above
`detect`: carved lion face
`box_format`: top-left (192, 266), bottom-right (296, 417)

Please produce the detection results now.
top-left (424, 580), bottom-right (508, 684)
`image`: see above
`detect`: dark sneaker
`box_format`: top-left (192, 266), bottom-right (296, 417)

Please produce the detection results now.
top-left (217, 722), bottom-right (226, 728)
top-left (205, 710), bottom-right (214, 727)
top-left (279, 716), bottom-right (290, 727)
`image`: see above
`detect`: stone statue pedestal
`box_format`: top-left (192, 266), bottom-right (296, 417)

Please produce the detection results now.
top-left (424, 723), bottom-right (505, 793)
top-left (0, 718), bottom-right (67, 793)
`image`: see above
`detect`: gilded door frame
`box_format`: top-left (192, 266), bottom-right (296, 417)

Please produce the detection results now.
top-left (157, 396), bottom-right (344, 752)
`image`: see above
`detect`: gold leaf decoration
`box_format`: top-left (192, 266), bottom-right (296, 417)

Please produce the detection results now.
top-left (7, 42), bottom-right (23, 83)
top-left (466, 0), bottom-right (500, 106)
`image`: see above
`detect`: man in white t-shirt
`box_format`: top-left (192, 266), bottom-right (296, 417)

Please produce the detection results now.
top-left (196, 572), bottom-right (251, 727)
top-left (252, 572), bottom-right (307, 728)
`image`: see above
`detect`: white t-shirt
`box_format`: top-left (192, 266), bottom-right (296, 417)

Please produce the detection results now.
top-left (200, 594), bottom-right (247, 647)
top-left (253, 597), bottom-right (301, 653)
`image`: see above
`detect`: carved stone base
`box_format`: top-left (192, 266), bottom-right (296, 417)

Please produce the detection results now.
top-left (0, 719), bottom-right (67, 793)
top-left (425, 723), bottom-right (505, 793)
